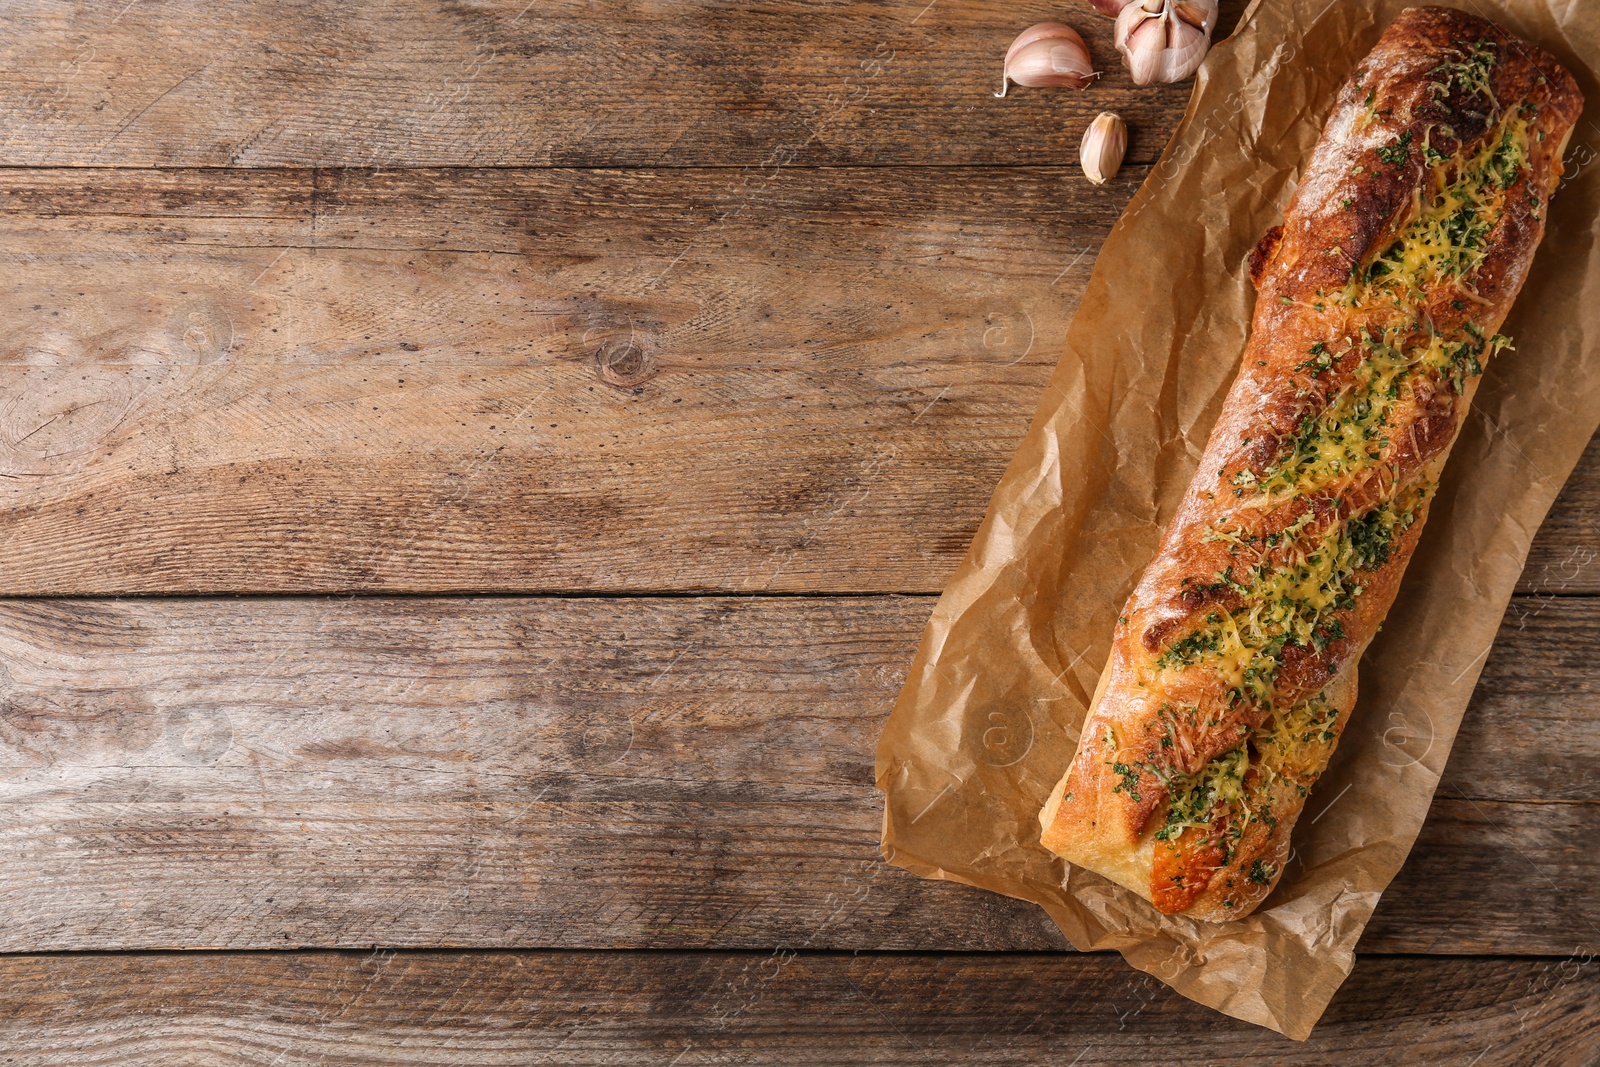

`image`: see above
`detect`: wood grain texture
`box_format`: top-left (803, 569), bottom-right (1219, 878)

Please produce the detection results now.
top-left (0, 164), bottom-right (1103, 595)
top-left (0, 950), bottom-right (1591, 1066)
top-left (0, 593), bottom-right (1592, 954)
top-left (0, 165), bottom-right (1593, 595)
top-left (3, 0), bottom-right (1591, 1050)
top-left (1520, 433), bottom-right (1600, 594)
top-left (0, 0), bottom-right (1210, 169)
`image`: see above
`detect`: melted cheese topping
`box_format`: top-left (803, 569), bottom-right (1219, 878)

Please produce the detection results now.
top-left (1151, 694), bottom-right (1341, 849)
top-left (1176, 497), bottom-right (1417, 702)
top-left (1143, 100), bottom-right (1535, 865)
top-left (1347, 113), bottom-right (1531, 309)
top-left (1260, 326), bottom-right (1508, 500)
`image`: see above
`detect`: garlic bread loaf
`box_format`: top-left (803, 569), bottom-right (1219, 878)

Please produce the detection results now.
top-left (1039, 6), bottom-right (1583, 920)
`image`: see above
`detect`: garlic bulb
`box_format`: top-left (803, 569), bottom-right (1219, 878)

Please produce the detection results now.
top-left (995, 22), bottom-right (1099, 98)
top-left (1114, 0), bottom-right (1217, 85)
top-left (1079, 112), bottom-right (1127, 184)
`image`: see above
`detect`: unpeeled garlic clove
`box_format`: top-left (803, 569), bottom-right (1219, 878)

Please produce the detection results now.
top-left (1004, 20), bottom-right (1082, 62)
top-left (1079, 111), bottom-right (1127, 184)
top-left (1121, 16), bottom-right (1169, 84)
top-left (1172, 0), bottom-right (1211, 28)
top-left (1115, 0), bottom-right (1217, 85)
top-left (995, 22), bottom-right (1099, 97)
top-left (1085, 0), bottom-right (1132, 16)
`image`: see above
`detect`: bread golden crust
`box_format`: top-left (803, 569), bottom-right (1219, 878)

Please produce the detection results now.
top-left (1039, 7), bottom-right (1583, 920)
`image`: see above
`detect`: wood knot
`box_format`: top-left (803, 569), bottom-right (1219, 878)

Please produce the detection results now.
top-left (0, 370), bottom-right (139, 457)
top-left (594, 339), bottom-right (657, 390)
top-left (169, 302), bottom-right (234, 364)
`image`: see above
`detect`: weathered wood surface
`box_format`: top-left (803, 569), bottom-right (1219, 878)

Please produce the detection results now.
top-left (0, 164), bottom-right (1096, 595)
top-left (1, 0), bottom-right (1595, 1052)
top-left (0, 165), bottom-right (1594, 595)
top-left (0, 593), bottom-right (1591, 954)
top-left (0, 0), bottom-right (1205, 169)
top-left (1521, 431), bottom-right (1600, 593)
top-left (0, 950), bottom-right (1590, 1066)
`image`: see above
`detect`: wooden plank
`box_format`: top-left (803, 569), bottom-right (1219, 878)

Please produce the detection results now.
top-left (1, 165), bottom-right (1594, 594)
top-left (0, 0), bottom-right (1206, 169)
top-left (0, 950), bottom-right (1589, 1064)
top-left (1520, 432), bottom-right (1600, 594)
top-left (0, 594), bottom-right (1059, 952)
top-left (0, 593), bottom-right (1592, 954)
top-left (1449, 590), bottom-right (1600, 803)
top-left (0, 164), bottom-right (1098, 596)
top-left (1371, 798), bottom-right (1600, 955)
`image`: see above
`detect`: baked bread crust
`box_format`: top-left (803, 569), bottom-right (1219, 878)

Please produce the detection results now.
top-left (1039, 6), bottom-right (1583, 920)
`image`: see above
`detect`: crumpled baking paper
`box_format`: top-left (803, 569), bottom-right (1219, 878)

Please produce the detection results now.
top-left (877, 0), bottom-right (1600, 1040)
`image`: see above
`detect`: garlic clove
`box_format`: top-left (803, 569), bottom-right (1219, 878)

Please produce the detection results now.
top-left (996, 22), bottom-right (1099, 97)
top-left (1004, 21), bottom-right (1080, 66)
top-left (1173, 0), bottom-right (1211, 30)
top-left (1114, 0), bottom-right (1217, 85)
top-left (1079, 111), bottom-right (1128, 185)
top-left (1119, 15), bottom-right (1168, 86)
top-left (1085, 0), bottom-right (1132, 16)
top-left (1159, 15), bottom-right (1212, 81)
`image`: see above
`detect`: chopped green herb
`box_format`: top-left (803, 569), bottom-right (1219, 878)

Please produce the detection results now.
top-left (1375, 129), bottom-right (1413, 165)
top-left (1110, 761), bottom-right (1142, 803)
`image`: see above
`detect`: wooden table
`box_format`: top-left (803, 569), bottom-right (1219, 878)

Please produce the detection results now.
top-left (0, 1), bottom-right (1595, 1062)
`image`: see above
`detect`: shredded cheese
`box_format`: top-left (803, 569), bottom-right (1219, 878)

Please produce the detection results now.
top-left (1345, 112), bottom-right (1531, 311)
top-left (1145, 87), bottom-right (1537, 860)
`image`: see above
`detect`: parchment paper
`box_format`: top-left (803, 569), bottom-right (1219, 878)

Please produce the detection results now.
top-left (876, 0), bottom-right (1600, 1040)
